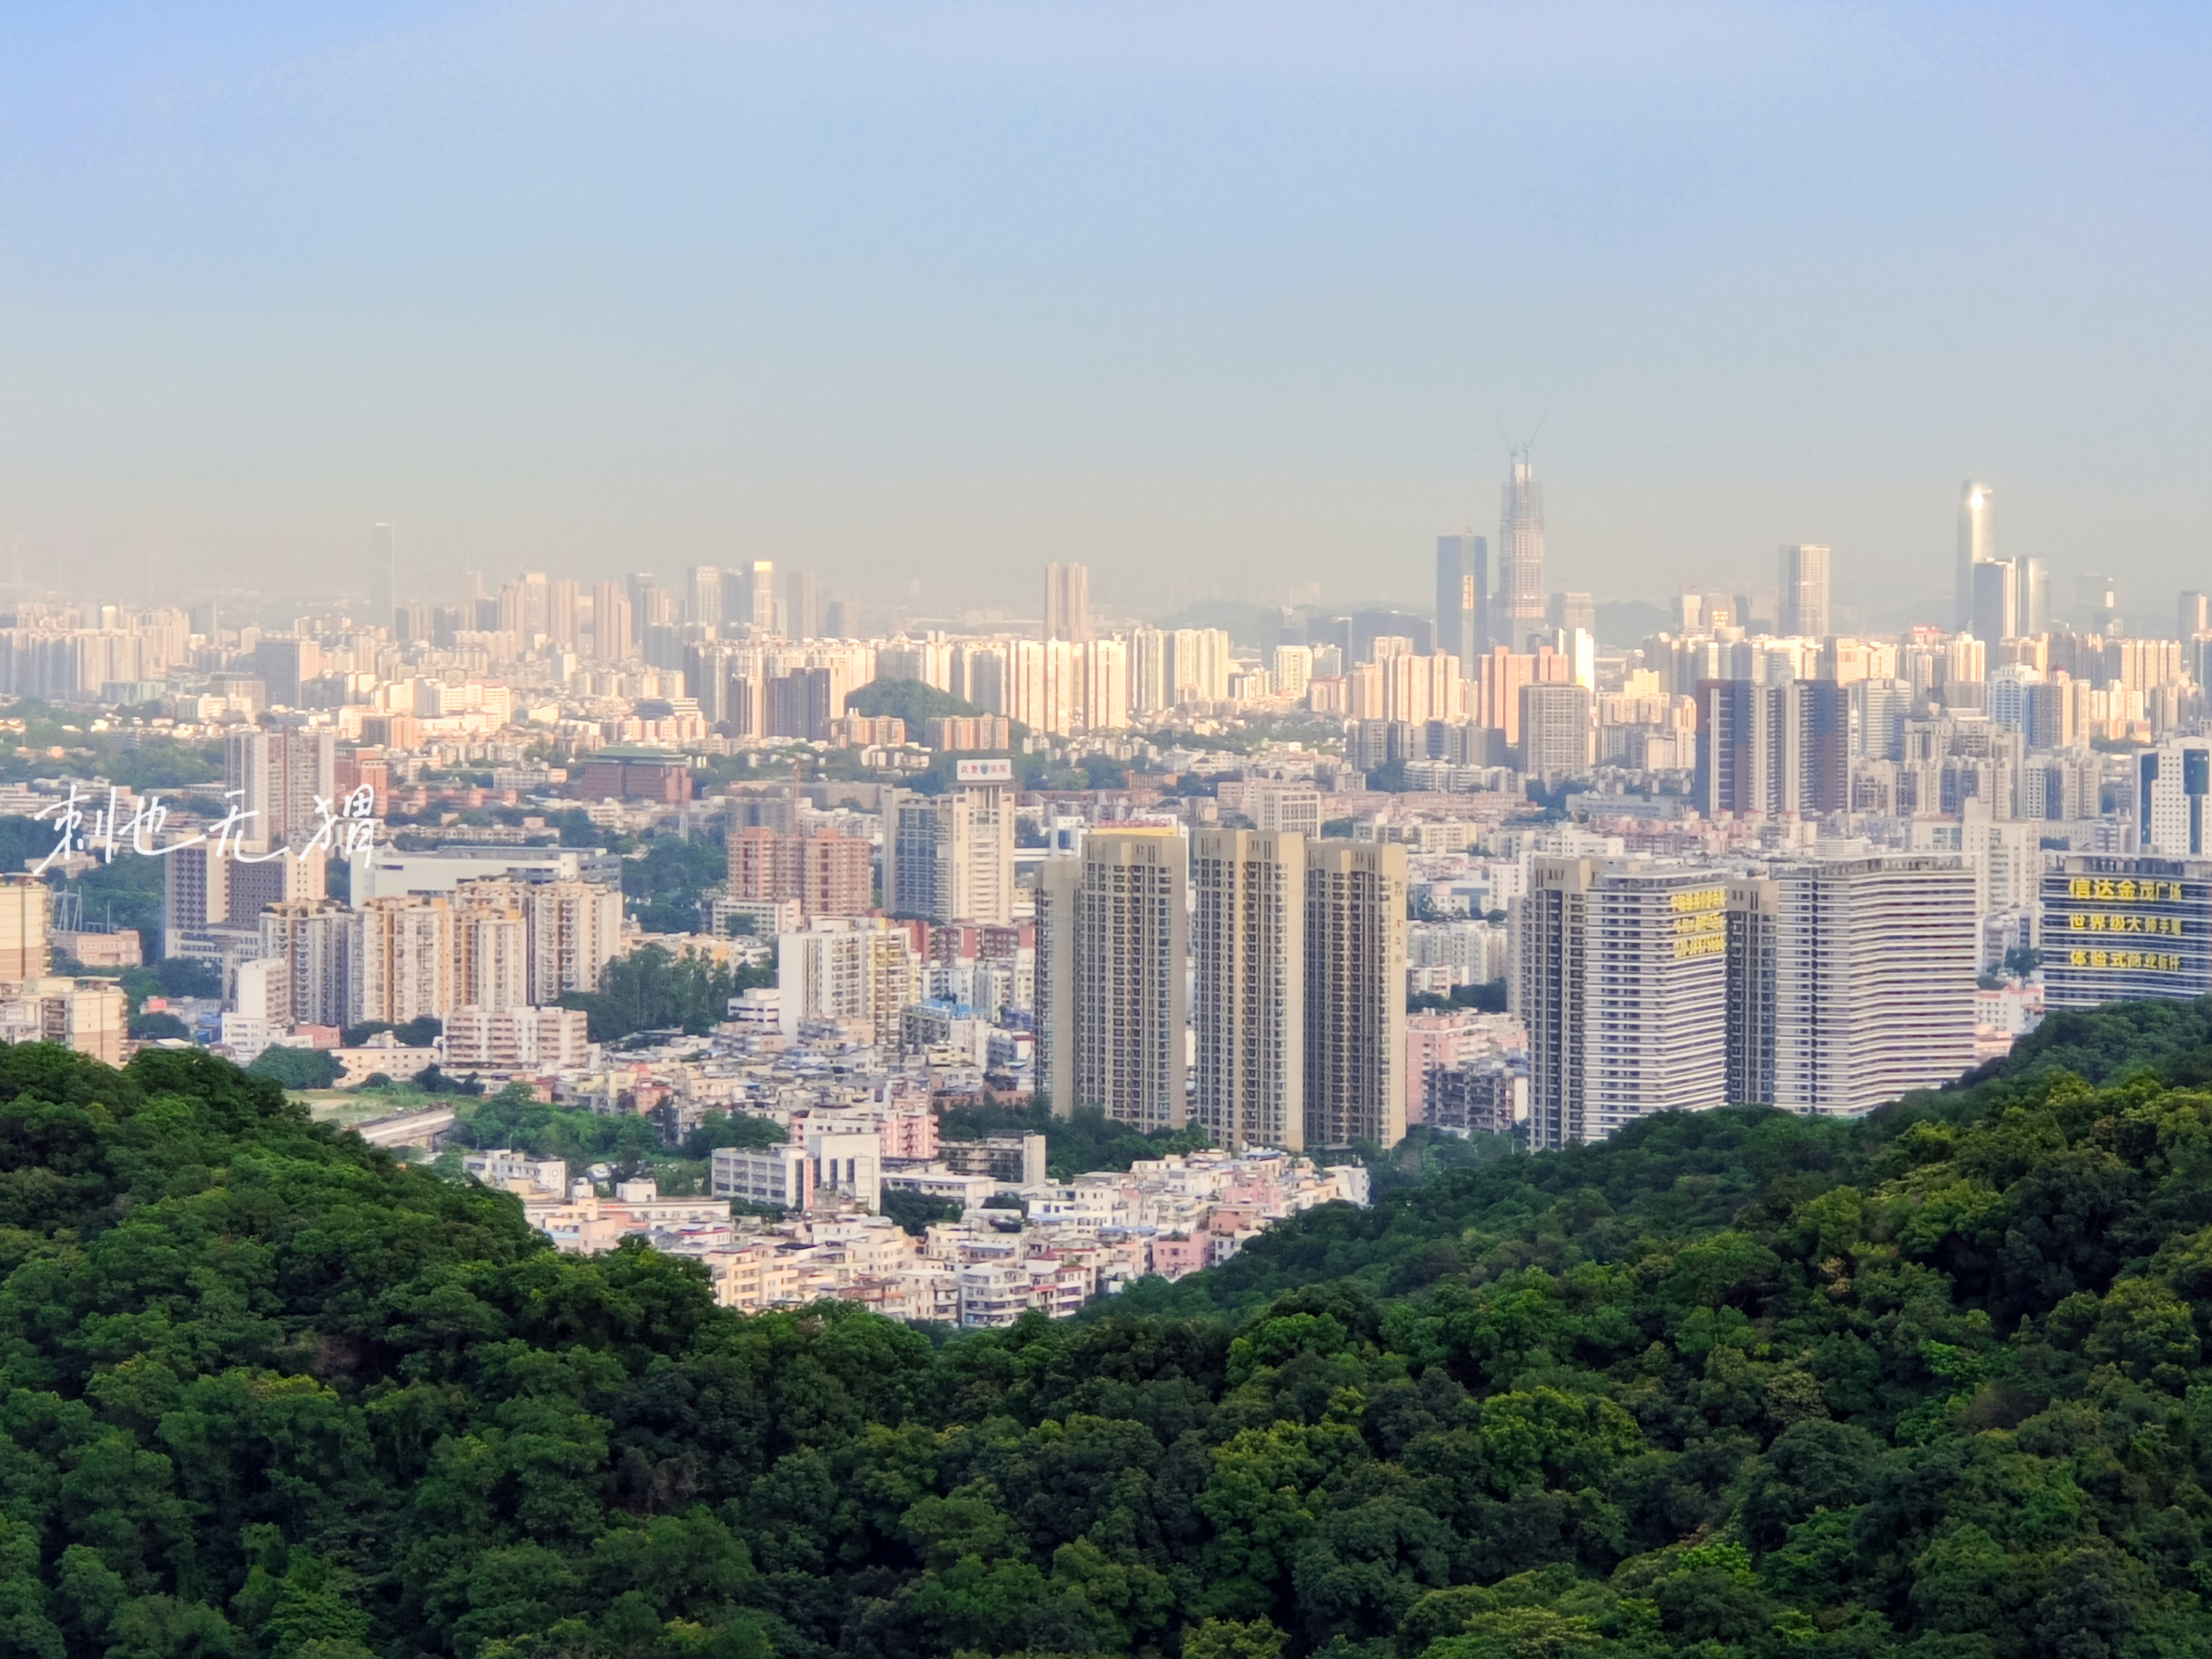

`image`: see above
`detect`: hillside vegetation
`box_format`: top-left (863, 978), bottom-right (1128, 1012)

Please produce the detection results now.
top-left (5, 1005), bottom-right (2212, 1658)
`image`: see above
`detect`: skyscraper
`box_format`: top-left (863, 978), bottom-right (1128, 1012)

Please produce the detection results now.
top-left (1971, 558), bottom-right (2020, 646)
top-left (1192, 829), bottom-right (1305, 1152)
top-left (1434, 533), bottom-right (1486, 661)
top-left (1956, 481), bottom-right (1995, 631)
top-left (1725, 857), bottom-right (1977, 1116)
top-left (1045, 563), bottom-right (1092, 643)
top-left (782, 569), bottom-right (823, 640)
top-left (2183, 591), bottom-right (2211, 640)
top-left (1497, 449), bottom-right (1547, 652)
top-left (1303, 841), bottom-right (1407, 1149)
top-left (688, 565), bottom-right (724, 630)
top-left (749, 561), bottom-right (776, 633)
top-left (1038, 827), bottom-right (1188, 1130)
top-left (369, 523), bottom-right (396, 632)
top-left (1516, 859), bottom-right (1727, 1148)
top-left (591, 581), bottom-right (634, 660)
top-left (1779, 544), bottom-right (1830, 638)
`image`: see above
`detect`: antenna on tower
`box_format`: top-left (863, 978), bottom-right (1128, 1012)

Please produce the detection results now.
top-left (1497, 413), bottom-right (1549, 463)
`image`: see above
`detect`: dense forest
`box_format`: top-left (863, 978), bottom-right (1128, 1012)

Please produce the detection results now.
top-left (8, 1005), bottom-right (2212, 1657)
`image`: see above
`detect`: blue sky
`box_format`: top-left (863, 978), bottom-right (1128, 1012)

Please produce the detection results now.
top-left (4, 2), bottom-right (2209, 625)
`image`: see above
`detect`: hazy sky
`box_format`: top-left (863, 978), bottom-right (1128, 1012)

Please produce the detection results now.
top-left (4, 2), bottom-right (2211, 627)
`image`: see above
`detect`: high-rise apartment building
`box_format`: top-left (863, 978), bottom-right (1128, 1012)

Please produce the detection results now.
top-left (776, 917), bottom-right (922, 1038)
top-left (1519, 682), bottom-right (1593, 779)
top-left (1779, 544), bottom-right (1830, 639)
top-left (2184, 591), bottom-right (2212, 640)
top-left (355, 896), bottom-right (455, 1025)
top-left (1956, 480), bottom-right (1995, 631)
top-left (1045, 563), bottom-right (1092, 644)
top-left (1038, 828), bottom-right (1188, 1130)
top-left (1435, 533), bottom-right (1487, 660)
top-left (227, 725), bottom-right (337, 853)
top-left (1516, 859), bottom-right (1727, 1148)
top-left (2041, 856), bottom-right (2212, 1008)
top-left (727, 827), bottom-right (873, 921)
top-left (1304, 842), bottom-right (1407, 1149)
top-left (1693, 680), bottom-right (1848, 817)
top-left (885, 785), bottom-right (1015, 925)
top-left (260, 900), bottom-right (354, 1029)
top-left (1725, 857), bottom-right (1977, 1117)
top-left (1191, 830), bottom-right (1305, 1152)
top-left (452, 886), bottom-right (532, 1011)
top-left (1496, 449), bottom-right (1547, 652)
top-left (524, 881), bottom-right (624, 1004)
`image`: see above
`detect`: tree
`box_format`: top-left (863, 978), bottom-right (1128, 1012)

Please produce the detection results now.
top-left (245, 1046), bottom-right (344, 1089)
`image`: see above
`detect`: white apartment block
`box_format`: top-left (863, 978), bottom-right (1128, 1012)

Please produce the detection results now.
top-left (1726, 856), bottom-right (1978, 1118)
top-left (776, 918), bottom-right (923, 1039)
top-left (711, 1143), bottom-right (813, 1210)
top-left (445, 1006), bottom-right (596, 1073)
top-left (885, 783), bottom-right (1016, 925)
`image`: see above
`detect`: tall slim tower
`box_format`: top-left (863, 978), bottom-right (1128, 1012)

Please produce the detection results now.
top-left (748, 561), bottom-right (776, 633)
top-left (688, 565), bottom-right (724, 630)
top-left (1956, 481), bottom-right (1995, 631)
top-left (1192, 830), bottom-right (1305, 1152)
top-left (1303, 841), bottom-right (1407, 1149)
top-left (1045, 563), bottom-right (1092, 643)
top-left (1779, 544), bottom-right (1831, 638)
top-left (1038, 827), bottom-right (1188, 1130)
top-left (1435, 534), bottom-right (1487, 661)
top-left (1497, 450), bottom-right (1547, 652)
top-left (369, 523), bottom-right (396, 632)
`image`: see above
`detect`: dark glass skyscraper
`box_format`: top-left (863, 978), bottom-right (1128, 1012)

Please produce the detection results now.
top-left (1434, 533), bottom-right (1487, 661)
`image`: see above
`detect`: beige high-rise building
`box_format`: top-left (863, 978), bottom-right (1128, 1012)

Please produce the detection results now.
top-left (1044, 562), bottom-right (1092, 644)
top-left (260, 900), bottom-right (355, 1029)
top-left (1304, 842), bottom-right (1407, 1149)
top-left (1038, 828), bottom-right (1188, 1130)
top-left (525, 881), bottom-right (625, 1005)
top-left (1192, 830), bottom-right (1305, 1151)
top-left (884, 785), bottom-right (1015, 925)
top-left (0, 876), bottom-right (49, 982)
top-left (0, 978), bottom-right (125, 1065)
top-left (592, 581), bottom-right (634, 661)
top-left (355, 897), bottom-right (455, 1025)
top-left (453, 887), bottom-right (532, 1011)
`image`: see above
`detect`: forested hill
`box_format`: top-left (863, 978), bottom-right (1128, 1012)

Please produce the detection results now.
top-left (8, 1011), bottom-right (2212, 1659)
